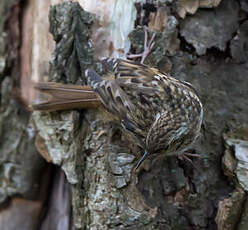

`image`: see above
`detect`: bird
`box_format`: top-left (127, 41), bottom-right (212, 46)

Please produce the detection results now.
top-left (32, 58), bottom-right (203, 169)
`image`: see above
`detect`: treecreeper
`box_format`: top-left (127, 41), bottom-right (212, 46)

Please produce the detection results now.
top-left (32, 58), bottom-right (203, 169)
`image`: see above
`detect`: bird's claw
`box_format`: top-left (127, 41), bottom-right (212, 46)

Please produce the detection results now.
top-left (128, 27), bottom-right (156, 64)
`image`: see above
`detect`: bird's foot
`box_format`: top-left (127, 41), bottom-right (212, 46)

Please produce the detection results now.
top-left (128, 27), bottom-right (156, 64)
top-left (178, 152), bottom-right (201, 170)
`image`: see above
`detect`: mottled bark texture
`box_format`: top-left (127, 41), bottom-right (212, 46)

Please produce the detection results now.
top-left (0, 0), bottom-right (47, 229)
top-left (1, 0), bottom-right (248, 230)
top-left (0, 0), bottom-right (45, 204)
top-left (33, 3), bottom-right (155, 229)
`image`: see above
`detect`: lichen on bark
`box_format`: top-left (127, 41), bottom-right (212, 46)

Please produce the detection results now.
top-left (31, 0), bottom-right (248, 229)
top-left (0, 0), bottom-right (45, 204)
top-left (49, 1), bottom-right (94, 84)
top-left (34, 2), bottom-right (157, 229)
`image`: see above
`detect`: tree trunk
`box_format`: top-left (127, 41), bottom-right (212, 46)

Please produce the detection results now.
top-left (1, 0), bottom-right (248, 230)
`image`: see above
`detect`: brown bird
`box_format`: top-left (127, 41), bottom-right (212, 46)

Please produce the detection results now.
top-left (33, 58), bottom-right (203, 169)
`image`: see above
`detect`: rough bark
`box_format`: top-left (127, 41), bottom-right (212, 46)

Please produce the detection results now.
top-left (1, 0), bottom-right (248, 230)
top-left (0, 0), bottom-right (47, 229)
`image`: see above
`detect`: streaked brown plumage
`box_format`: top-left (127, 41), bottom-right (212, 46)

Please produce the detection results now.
top-left (33, 58), bottom-right (203, 169)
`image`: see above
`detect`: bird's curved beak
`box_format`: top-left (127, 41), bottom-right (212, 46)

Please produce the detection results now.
top-left (135, 151), bottom-right (149, 170)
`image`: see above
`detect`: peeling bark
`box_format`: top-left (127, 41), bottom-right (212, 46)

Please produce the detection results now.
top-left (1, 0), bottom-right (248, 230)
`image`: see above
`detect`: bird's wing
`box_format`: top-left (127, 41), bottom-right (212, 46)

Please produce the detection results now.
top-left (86, 59), bottom-right (168, 145)
top-left (86, 67), bottom-right (146, 145)
top-left (101, 58), bottom-right (159, 90)
top-left (85, 68), bottom-right (135, 119)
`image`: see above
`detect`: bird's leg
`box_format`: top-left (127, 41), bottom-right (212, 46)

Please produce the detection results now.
top-left (128, 27), bottom-right (156, 64)
top-left (180, 152), bottom-right (202, 159)
top-left (178, 152), bottom-right (201, 161)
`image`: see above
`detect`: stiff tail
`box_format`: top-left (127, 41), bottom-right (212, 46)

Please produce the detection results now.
top-left (32, 82), bottom-right (101, 111)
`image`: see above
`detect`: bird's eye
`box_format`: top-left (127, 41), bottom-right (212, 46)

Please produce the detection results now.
top-left (170, 141), bottom-right (177, 151)
top-left (167, 139), bottom-right (183, 152)
top-left (175, 141), bottom-right (183, 150)
top-left (164, 145), bottom-right (169, 151)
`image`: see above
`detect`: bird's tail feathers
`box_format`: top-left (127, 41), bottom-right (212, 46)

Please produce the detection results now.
top-left (32, 82), bottom-right (101, 111)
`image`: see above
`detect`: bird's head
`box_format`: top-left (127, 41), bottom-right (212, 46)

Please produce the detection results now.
top-left (135, 112), bottom-right (200, 170)
top-left (135, 137), bottom-right (188, 170)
